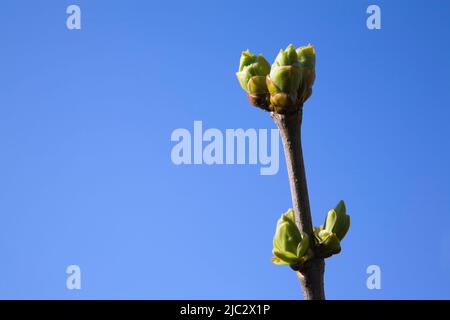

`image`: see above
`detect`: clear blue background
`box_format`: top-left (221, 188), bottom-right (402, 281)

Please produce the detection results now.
top-left (1, 0), bottom-right (450, 299)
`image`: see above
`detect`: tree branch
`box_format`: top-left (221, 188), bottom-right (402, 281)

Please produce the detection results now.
top-left (272, 110), bottom-right (325, 300)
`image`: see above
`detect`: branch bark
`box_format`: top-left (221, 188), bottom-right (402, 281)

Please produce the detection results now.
top-left (272, 109), bottom-right (325, 300)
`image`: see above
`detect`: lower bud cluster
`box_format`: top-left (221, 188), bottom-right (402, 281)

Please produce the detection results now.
top-left (272, 209), bottom-right (311, 267)
top-left (272, 201), bottom-right (350, 268)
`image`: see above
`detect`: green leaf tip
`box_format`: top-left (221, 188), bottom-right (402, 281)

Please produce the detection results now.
top-left (314, 200), bottom-right (350, 259)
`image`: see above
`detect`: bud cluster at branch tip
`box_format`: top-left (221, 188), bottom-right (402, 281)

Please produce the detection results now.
top-left (236, 44), bottom-right (316, 114)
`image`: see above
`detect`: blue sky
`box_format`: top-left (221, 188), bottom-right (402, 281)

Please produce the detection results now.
top-left (1, 0), bottom-right (450, 299)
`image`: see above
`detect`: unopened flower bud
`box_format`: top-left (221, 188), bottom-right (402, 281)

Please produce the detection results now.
top-left (296, 44), bottom-right (316, 103)
top-left (236, 50), bottom-right (271, 110)
top-left (266, 44), bottom-right (302, 114)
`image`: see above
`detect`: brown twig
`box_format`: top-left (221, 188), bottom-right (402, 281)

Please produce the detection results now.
top-left (272, 109), bottom-right (325, 300)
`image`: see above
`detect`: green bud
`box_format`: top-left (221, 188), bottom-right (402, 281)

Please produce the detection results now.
top-left (315, 230), bottom-right (341, 258)
top-left (236, 50), bottom-right (271, 110)
top-left (296, 44), bottom-right (316, 103)
top-left (297, 45), bottom-right (316, 69)
top-left (274, 44), bottom-right (299, 66)
top-left (266, 44), bottom-right (302, 114)
top-left (324, 209), bottom-right (337, 233)
top-left (296, 231), bottom-right (310, 259)
top-left (272, 209), bottom-right (310, 266)
top-left (313, 200), bottom-right (350, 259)
top-left (238, 50), bottom-right (256, 72)
top-left (324, 200), bottom-right (350, 241)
